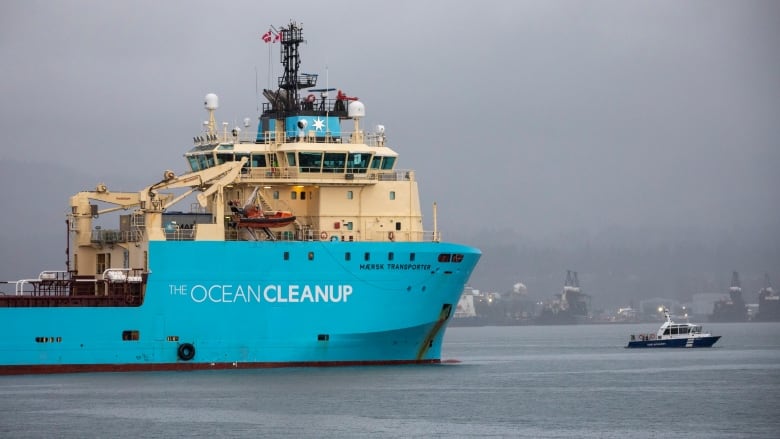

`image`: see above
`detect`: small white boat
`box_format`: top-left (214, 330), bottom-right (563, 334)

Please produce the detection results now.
top-left (626, 308), bottom-right (721, 348)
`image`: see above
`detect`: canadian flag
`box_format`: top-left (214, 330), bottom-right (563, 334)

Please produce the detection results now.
top-left (261, 30), bottom-right (272, 43)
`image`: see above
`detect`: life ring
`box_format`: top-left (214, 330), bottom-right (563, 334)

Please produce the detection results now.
top-left (320, 231), bottom-right (328, 240)
top-left (388, 231), bottom-right (394, 241)
top-left (177, 343), bottom-right (195, 361)
top-left (306, 94), bottom-right (316, 103)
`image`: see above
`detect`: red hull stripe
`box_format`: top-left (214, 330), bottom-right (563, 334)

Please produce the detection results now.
top-left (0, 359), bottom-right (441, 376)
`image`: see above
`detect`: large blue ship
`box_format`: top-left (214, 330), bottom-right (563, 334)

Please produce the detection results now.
top-left (0, 22), bottom-right (480, 375)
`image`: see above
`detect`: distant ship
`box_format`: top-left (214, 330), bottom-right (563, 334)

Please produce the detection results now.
top-left (0, 22), bottom-right (481, 375)
top-left (710, 271), bottom-right (748, 322)
top-left (535, 270), bottom-right (589, 325)
top-left (754, 274), bottom-right (779, 322)
top-left (450, 287), bottom-right (487, 327)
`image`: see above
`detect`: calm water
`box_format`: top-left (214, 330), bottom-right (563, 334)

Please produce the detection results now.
top-left (1, 322), bottom-right (778, 438)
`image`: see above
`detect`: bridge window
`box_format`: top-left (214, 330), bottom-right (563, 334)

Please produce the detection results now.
top-left (216, 152), bottom-right (233, 165)
top-left (187, 156), bottom-right (200, 171)
top-left (251, 154), bottom-right (267, 167)
top-left (323, 152), bottom-right (347, 173)
top-left (286, 152), bottom-right (297, 166)
top-left (347, 152), bottom-right (370, 173)
top-left (299, 152), bottom-right (322, 173)
top-left (381, 157), bottom-right (396, 170)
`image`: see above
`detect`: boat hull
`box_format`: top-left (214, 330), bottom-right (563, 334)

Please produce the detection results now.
top-left (626, 336), bottom-right (721, 348)
top-left (0, 240), bottom-right (480, 375)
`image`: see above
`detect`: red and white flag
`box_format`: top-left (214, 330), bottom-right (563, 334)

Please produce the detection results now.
top-left (261, 30), bottom-right (272, 43)
top-left (273, 31), bottom-right (282, 42)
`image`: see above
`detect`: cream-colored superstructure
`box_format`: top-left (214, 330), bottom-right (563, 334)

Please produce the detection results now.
top-left (67, 114), bottom-right (431, 279)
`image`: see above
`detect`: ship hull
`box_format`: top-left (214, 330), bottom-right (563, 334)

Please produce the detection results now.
top-left (626, 336), bottom-right (721, 348)
top-left (1, 240), bottom-right (480, 375)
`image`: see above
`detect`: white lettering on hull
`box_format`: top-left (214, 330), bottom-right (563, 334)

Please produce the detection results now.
top-left (186, 284), bottom-right (353, 304)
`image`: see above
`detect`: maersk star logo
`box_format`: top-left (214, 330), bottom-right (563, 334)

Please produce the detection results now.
top-left (312, 117), bottom-right (325, 131)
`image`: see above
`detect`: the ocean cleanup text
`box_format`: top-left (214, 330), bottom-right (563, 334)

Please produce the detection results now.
top-left (169, 284), bottom-right (353, 304)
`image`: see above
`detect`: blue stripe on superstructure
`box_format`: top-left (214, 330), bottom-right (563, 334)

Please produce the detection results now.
top-left (284, 116), bottom-right (341, 138)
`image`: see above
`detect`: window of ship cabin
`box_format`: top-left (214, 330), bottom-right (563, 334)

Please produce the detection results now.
top-left (273, 191), bottom-right (280, 200)
top-left (347, 191), bottom-right (353, 200)
top-left (197, 154), bottom-right (210, 170)
top-left (291, 192), bottom-right (297, 200)
top-left (122, 330), bottom-right (140, 341)
top-left (300, 191), bottom-right (306, 200)
top-left (323, 152), bottom-right (347, 173)
top-left (299, 152), bottom-right (323, 172)
top-left (286, 152), bottom-right (297, 166)
top-left (370, 156), bottom-right (382, 169)
top-left (395, 222), bottom-right (401, 231)
top-left (96, 253), bottom-right (110, 275)
top-left (346, 222), bottom-right (353, 230)
top-left (251, 154), bottom-right (267, 167)
top-left (216, 153), bottom-right (233, 165)
top-left (381, 157), bottom-right (396, 170)
top-left (389, 191), bottom-right (396, 200)
top-left (187, 156), bottom-right (200, 171)
top-left (345, 252), bottom-right (351, 261)
top-left (347, 152), bottom-right (370, 173)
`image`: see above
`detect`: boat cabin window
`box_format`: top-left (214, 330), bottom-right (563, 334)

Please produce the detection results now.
top-left (291, 192), bottom-right (297, 200)
top-left (299, 152), bottom-right (323, 172)
top-left (273, 191), bottom-right (280, 200)
top-left (389, 191), bottom-right (396, 200)
top-left (187, 156), bottom-right (200, 171)
top-left (251, 154), bottom-right (267, 167)
top-left (323, 152), bottom-right (347, 173)
top-left (347, 152), bottom-right (370, 173)
top-left (381, 157), bottom-right (396, 170)
top-left (216, 152), bottom-right (233, 165)
top-left (346, 191), bottom-right (353, 200)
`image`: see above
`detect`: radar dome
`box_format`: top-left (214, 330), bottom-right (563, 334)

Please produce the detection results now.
top-left (204, 93), bottom-right (219, 110)
top-left (348, 101), bottom-right (365, 118)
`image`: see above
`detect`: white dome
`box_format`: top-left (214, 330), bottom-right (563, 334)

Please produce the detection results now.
top-left (348, 100), bottom-right (365, 118)
top-left (204, 93), bottom-right (219, 110)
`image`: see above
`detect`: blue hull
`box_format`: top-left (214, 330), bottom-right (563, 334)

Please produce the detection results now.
top-left (626, 336), bottom-right (721, 348)
top-left (0, 241), bottom-right (480, 374)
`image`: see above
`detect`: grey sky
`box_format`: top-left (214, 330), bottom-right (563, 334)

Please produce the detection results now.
top-left (1, 1), bottom-right (778, 292)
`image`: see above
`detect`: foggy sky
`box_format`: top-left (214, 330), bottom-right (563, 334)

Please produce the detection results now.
top-left (1, 1), bottom-right (778, 294)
